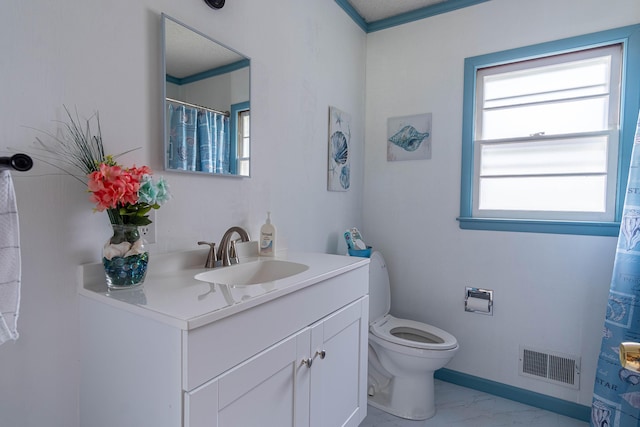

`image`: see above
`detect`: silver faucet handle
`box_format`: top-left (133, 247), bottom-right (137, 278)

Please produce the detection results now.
top-left (198, 241), bottom-right (217, 268)
top-left (230, 240), bottom-right (239, 264)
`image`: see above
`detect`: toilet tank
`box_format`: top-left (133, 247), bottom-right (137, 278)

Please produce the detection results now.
top-left (369, 251), bottom-right (391, 322)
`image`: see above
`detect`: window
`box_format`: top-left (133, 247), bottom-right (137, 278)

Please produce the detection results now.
top-left (477, 45), bottom-right (621, 220)
top-left (237, 109), bottom-right (250, 176)
top-left (459, 25), bottom-right (640, 236)
top-left (229, 101), bottom-right (250, 176)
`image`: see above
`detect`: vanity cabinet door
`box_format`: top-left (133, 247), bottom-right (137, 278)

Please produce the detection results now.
top-left (185, 327), bottom-right (312, 427)
top-left (309, 296), bottom-right (369, 427)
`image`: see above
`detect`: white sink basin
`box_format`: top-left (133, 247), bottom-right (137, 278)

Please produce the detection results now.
top-left (194, 259), bottom-right (310, 286)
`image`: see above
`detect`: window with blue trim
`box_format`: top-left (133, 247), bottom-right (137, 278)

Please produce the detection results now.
top-left (230, 101), bottom-right (250, 176)
top-left (459, 25), bottom-right (640, 236)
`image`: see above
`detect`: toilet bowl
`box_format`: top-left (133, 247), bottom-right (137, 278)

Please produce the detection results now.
top-left (367, 251), bottom-right (458, 420)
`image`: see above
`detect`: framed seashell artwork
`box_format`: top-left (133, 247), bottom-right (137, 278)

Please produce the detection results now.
top-left (387, 113), bottom-right (432, 161)
top-left (328, 106), bottom-right (351, 191)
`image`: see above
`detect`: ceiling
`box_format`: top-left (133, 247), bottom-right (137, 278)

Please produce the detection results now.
top-left (336, 0), bottom-right (490, 32)
top-left (348, 0), bottom-right (451, 22)
top-left (164, 16), bottom-right (247, 81)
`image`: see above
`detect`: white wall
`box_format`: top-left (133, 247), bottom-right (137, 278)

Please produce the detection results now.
top-left (4, 0), bottom-right (636, 424)
top-left (363, 0), bottom-right (640, 406)
top-left (182, 67), bottom-right (250, 112)
top-left (0, 1), bottom-right (365, 426)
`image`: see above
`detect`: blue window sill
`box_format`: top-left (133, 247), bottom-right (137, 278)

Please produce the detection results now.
top-left (457, 217), bottom-right (620, 237)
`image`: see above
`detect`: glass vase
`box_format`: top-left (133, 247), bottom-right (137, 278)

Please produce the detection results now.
top-left (103, 224), bottom-right (149, 289)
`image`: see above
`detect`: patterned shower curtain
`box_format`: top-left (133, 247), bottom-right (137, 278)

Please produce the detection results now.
top-left (592, 111), bottom-right (640, 427)
top-left (214, 112), bottom-right (230, 174)
top-left (168, 101), bottom-right (230, 174)
top-left (197, 110), bottom-right (215, 173)
top-left (168, 103), bottom-right (197, 171)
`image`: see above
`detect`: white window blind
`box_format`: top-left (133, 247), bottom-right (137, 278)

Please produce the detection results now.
top-left (473, 44), bottom-right (622, 221)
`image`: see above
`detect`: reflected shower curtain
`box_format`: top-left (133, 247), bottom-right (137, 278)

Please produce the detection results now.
top-left (215, 113), bottom-right (230, 174)
top-left (592, 111), bottom-right (640, 427)
top-left (168, 101), bottom-right (230, 174)
top-left (168, 104), bottom-right (197, 171)
top-left (197, 110), bottom-right (215, 173)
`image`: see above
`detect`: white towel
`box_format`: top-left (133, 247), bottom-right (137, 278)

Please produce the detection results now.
top-left (0, 170), bottom-right (21, 344)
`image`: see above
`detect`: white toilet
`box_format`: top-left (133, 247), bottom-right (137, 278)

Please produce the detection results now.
top-left (367, 251), bottom-right (459, 420)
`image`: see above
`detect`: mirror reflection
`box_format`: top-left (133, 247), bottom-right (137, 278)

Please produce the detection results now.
top-left (162, 14), bottom-right (250, 177)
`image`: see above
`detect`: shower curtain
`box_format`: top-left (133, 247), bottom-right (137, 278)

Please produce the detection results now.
top-left (168, 103), bottom-right (197, 171)
top-left (592, 111), bottom-right (640, 427)
top-left (168, 101), bottom-right (230, 174)
top-left (214, 112), bottom-right (230, 174)
top-left (197, 110), bottom-right (215, 173)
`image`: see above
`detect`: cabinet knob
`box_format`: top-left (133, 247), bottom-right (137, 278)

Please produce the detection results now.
top-left (301, 358), bottom-right (313, 368)
top-left (315, 350), bottom-right (326, 360)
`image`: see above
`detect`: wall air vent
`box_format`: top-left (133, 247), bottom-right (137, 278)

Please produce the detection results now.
top-left (519, 346), bottom-right (580, 389)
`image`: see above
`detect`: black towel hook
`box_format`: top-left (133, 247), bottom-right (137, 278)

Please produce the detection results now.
top-left (0, 154), bottom-right (33, 172)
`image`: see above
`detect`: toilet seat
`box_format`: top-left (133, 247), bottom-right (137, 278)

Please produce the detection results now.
top-left (370, 314), bottom-right (458, 350)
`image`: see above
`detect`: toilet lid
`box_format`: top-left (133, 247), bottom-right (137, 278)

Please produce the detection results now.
top-left (368, 251), bottom-right (391, 321)
top-left (370, 315), bottom-right (458, 350)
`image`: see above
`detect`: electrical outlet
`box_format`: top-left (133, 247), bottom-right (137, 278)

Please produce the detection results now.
top-left (139, 210), bottom-right (156, 243)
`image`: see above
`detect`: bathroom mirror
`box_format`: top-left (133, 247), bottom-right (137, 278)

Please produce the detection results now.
top-left (162, 14), bottom-right (251, 177)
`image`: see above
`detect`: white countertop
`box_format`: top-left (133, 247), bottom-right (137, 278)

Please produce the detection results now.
top-left (78, 249), bottom-right (369, 330)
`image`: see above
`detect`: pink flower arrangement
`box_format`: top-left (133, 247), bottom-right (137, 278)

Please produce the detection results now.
top-left (30, 106), bottom-right (170, 226)
top-left (87, 158), bottom-right (170, 226)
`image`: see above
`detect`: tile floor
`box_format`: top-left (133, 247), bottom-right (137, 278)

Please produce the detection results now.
top-left (360, 380), bottom-right (589, 427)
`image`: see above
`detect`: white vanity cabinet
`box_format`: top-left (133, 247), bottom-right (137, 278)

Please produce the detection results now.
top-left (78, 251), bottom-right (369, 427)
top-left (185, 298), bottom-right (368, 427)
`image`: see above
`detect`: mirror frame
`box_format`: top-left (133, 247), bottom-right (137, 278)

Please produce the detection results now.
top-left (161, 13), bottom-right (251, 177)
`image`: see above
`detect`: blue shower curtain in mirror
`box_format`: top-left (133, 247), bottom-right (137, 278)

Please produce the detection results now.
top-left (168, 101), bottom-right (230, 174)
top-left (197, 110), bottom-right (215, 173)
top-left (214, 113), bottom-right (230, 174)
top-left (592, 111), bottom-right (640, 427)
top-left (168, 104), bottom-right (197, 171)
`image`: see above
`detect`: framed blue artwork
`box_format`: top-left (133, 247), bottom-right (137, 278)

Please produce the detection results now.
top-left (328, 106), bottom-right (351, 191)
top-left (387, 113), bottom-right (432, 161)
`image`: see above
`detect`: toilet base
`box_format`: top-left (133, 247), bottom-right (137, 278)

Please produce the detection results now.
top-left (367, 373), bottom-right (436, 420)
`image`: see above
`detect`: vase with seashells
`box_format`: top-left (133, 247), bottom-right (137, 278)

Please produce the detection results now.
top-left (88, 161), bottom-right (168, 289)
top-left (103, 224), bottom-right (149, 288)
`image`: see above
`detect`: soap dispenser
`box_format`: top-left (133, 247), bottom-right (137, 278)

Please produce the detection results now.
top-left (260, 212), bottom-right (276, 256)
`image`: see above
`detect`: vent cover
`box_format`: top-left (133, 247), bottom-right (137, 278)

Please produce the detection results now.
top-left (519, 346), bottom-right (580, 389)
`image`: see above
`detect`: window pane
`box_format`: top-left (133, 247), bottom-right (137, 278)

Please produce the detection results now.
top-left (484, 58), bottom-right (610, 102)
top-left (480, 136), bottom-right (608, 176)
top-left (484, 85), bottom-right (608, 109)
top-left (239, 111), bottom-right (250, 157)
top-left (482, 97), bottom-right (609, 139)
top-left (478, 175), bottom-right (607, 212)
top-left (238, 159), bottom-right (249, 176)
top-left (241, 113), bottom-right (250, 134)
top-left (242, 137), bottom-right (250, 155)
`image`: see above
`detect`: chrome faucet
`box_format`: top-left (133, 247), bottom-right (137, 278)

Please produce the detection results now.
top-left (217, 226), bottom-right (251, 267)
